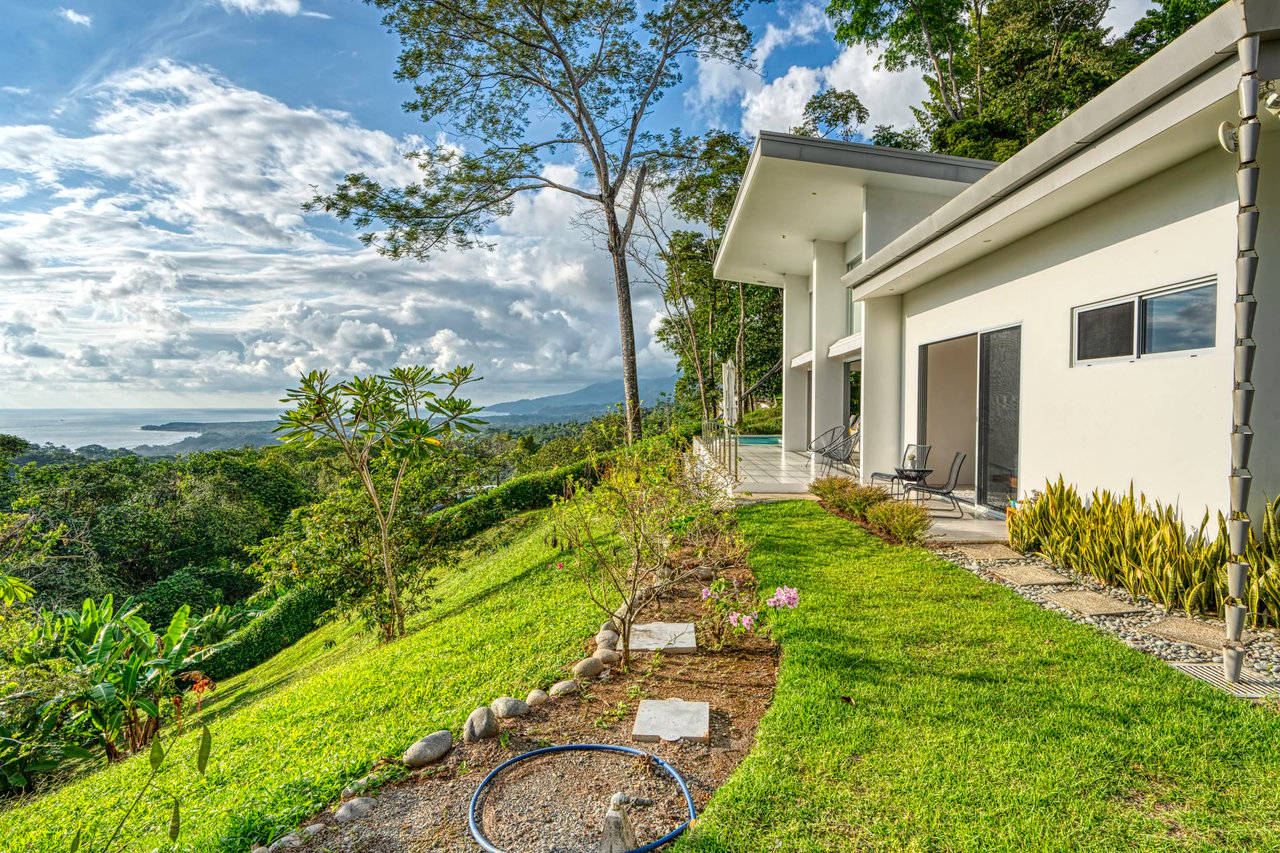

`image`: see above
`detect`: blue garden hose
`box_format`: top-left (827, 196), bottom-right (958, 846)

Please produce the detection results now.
top-left (467, 743), bottom-right (697, 853)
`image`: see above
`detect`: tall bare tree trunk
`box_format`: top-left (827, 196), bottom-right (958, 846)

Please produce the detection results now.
top-left (607, 211), bottom-right (643, 442)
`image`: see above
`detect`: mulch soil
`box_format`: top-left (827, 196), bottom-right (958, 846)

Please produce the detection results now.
top-left (303, 564), bottom-right (779, 853)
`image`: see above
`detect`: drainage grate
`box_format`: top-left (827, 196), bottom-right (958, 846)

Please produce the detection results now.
top-left (1172, 663), bottom-right (1279, 700)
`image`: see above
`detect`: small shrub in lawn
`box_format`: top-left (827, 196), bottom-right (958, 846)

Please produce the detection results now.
top-left (809, 477), bottom-right (890, 520)
top-left (699, 578), bottom-right (799, 648)
top-left (865, 499), bottom-right (932, 546)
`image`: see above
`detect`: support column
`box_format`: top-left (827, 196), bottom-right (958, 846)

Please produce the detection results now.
top-left (811, 241), bottom-right (848, 442)
top-left (1224, 34), bottom-right (1261, 684)
top-left (860, 295), bottom-right (904, 485)
top-left (780, 274), bottom-right (810, 452)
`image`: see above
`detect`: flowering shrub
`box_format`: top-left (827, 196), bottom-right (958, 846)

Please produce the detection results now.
top-left (700, 579), bottom-right (799, 647)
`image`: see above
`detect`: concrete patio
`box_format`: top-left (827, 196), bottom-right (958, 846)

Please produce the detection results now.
top-left (696, 438), bottom-right (1008, 544)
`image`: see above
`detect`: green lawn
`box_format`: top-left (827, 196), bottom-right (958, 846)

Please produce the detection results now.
top-left (0, 513), bottom-right (598, 853)
top-left (683, 501), bottom-right (1280, 853)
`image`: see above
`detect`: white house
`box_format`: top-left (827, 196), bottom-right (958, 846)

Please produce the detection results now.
top-left (714, 0), bottom-right (1279, 522)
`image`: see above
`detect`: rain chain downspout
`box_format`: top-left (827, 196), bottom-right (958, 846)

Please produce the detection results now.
top-left (1225, 34), bottom-right (1261, 683)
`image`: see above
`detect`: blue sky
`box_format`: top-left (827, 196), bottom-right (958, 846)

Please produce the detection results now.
top-left (0, 0), bottom-right (1153, 407)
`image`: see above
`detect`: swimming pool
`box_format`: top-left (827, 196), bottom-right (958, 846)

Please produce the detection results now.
top-left (738, 435), bottom-right (781, 446)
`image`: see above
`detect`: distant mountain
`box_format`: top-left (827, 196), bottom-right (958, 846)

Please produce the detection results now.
top-left (485, 375), bottom-right (678, 422)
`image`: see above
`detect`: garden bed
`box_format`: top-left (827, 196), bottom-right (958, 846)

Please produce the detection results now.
top-left (298, 564), bottom-right (778, 852)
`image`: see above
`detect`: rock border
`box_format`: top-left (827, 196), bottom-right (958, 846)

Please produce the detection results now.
top-left (247, 584), bottom-right (660, 850)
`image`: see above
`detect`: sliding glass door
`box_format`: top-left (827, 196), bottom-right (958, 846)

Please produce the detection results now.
top-left (977, 326), bottom-right (1021, 511)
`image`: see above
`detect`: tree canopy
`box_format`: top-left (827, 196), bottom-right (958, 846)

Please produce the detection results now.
top-left (309, 0), bottom-right (759, 441)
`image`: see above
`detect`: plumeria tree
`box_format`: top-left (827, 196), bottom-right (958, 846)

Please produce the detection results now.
top-left (275, 366), bottom-right (483, 639)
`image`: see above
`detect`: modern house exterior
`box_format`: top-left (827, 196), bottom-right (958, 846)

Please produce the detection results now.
top-left (714, 0), bottom-right (1279, 526)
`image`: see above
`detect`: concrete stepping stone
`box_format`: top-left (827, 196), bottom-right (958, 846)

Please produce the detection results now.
top-left (624, 622), bottom-right (697, 654)
top-left (957, 543), bottom-right (1023, 561)
top-left (987, 564), bottom-right (1073, 587)
top-left (1043, 590), bottom-right (1143, 617)
top-left (631, 698), bottom-right (710, 744)
top-left (1144, 616), bottom-right (1250, 652)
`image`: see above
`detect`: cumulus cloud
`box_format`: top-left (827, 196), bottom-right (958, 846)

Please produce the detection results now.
top-left (689, 2), bottom-right (928, 138)
top-left (57, 8), bottom-right (92, 26)
top-left (0, 62), bottom-right (674, 406)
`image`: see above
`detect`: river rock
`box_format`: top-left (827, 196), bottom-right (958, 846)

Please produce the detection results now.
top-left (403, 730), bottom-right (452, 767)
top-left (463, 706), bottom-right (499, 742)
top-left (601, 619), bottom-right (619, 634)
top-left (595, 630), bottom-right (619, 650)
top-left (333, 797), bottom-right (376, 823)
top-left (491, 697), bottom-right (530, 719)
top-left (526, 688), bottom-right (549, 706)
top-left (594, 647), bottom-right (621, 664)
top-left (549, 678), bottom-right (578, 697)
top-left (573, 657), bottom-right (604, 678)
top-left (302, 824), bottom-right (325, 837)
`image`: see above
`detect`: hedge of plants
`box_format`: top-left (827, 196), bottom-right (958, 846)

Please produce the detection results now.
top-left (1009, 478), bottom-right (1280, 623)
top-left (197, 585), bottom-right (334, 681)
top-left (808, 477), bottom-right (933, 546)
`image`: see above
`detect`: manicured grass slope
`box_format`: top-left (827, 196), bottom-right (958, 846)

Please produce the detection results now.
top-left (684, 501), bottom-right (1280, 853)
top-left (0, 514), bottom-right (597, 853)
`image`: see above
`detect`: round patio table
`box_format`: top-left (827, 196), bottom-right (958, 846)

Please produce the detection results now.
top-left (894, 467), bottom-right (932, 499)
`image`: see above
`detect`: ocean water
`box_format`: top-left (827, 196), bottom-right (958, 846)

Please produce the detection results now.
top-left (0, 408), bottom-right (282, 450)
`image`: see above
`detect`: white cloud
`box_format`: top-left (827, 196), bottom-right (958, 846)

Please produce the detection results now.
top-left (0, 62), bottom-right (675, 406)
top-left (823, 45), bottom-right (929, 131)
top-left (689, 1), bottom-right (928, 138)
top-left (57, 8), bottom-right (92, 27)
top-left (216, 0), bottom-right (318, 16)
top-left (1, 87), bottom-right (31, 96)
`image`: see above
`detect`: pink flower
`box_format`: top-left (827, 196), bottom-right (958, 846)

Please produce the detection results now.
top-left (728, 611), bottom-right (741, 628)
top-left (740, 612), bottom-right (757, 631)
top-left (767, 586), bottom-right (799, 610)
top-left (700, 587), bottom-right (712, 600)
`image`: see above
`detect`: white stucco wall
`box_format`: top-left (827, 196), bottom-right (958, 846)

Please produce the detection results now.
top-left (896, 147), bottom-right (1242, 518)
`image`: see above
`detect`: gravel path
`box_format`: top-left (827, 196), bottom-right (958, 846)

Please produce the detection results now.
top-left (938, 548), bottom-right (1280, 681)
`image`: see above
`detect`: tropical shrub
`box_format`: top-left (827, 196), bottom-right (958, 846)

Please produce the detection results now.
top-left (1009, 478), bottom-right (1280, 622)
top-left (132, 567), bottom-right (222, 628)
top-left (809, 477), bottom-right (890, 519)
top-left (865, 500), bottom-right (933, 547)
top-left (738, 407), bottom-right (781, 435)
top-left (699, 578), bottom-right (798, 647)
top-left (32, 597), bottom-right (215, 761)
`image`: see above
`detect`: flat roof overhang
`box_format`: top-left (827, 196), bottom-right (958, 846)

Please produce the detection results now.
top-left (846, 0), bottom-right (1280, 300)
top-left (713, 133), bottom-right (996, 287)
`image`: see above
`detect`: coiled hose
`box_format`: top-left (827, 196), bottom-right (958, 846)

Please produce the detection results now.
top-left (467, 743), bottom-right (697, 853)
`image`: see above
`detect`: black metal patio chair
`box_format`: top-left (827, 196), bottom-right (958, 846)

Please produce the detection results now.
top-left (904, 451), bottom-right (967, 518)
top-left (870, 444), bottom-right (931, 495)
top-left (819, 428), bottom-right (860, 476)
top-left (807, 425), bottom-right (847, 456)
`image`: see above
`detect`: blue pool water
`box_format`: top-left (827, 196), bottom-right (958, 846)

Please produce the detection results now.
top-left (738, 435), bottom-right (781, 446)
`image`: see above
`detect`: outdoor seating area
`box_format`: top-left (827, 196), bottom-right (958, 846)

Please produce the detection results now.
top-left (695, 434), bottom-right (1007, 544)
